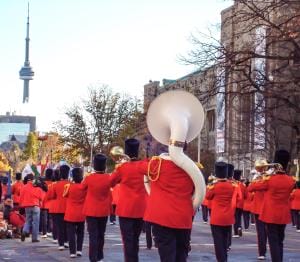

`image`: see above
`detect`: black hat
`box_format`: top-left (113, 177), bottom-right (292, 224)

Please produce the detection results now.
top-left (15, 172), bottom-right (22, 181)
top-left (215, 162), bottom-right (228, 179)
top-left (54, 169), bottom-right (60, 181)
top-left (233, 170), bottom-right (242, 181)
top-left (227, 164), bottom-right (234, 178)
top-left (274, 149), bottom-right (290, 170)
top-left (45, 168), bottom-right (53, 181)
top-left (93, 154), bottom-right (107, 172)
top-left (60, 165), bottom-right (70, 180)
top-left (72, 167), bottom-right (83, 183)
top-left (26, 174), bottom-right (34, 181)
top-left (125, 138), bottom-right (139, 159)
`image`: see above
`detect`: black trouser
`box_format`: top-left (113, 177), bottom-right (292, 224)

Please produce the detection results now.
top-left (119, 217), bottom-right (144, 262)
top-left (110, 204), bottom-right (116, 223)
top-left (152, 223), bottom-right (190, 262)
top-left (255, 214), bottom-right (267, 257)
top-left (250, 213), bottom-right (255, 224)
top-left (53, 213), bottom-right (67, 246)
top-left (201, 205), bottom-right (208, 222)
top-left (49, 213), bottom-right (57, 240)
top-left (211, 225), bottom-right (231, 262)
top-left (86, 216), bottom-right (108, 262)
top-left (66, 221), bottom-right (85, 255)
top-left (144, 221), bottom-right (152, 249)
top-left (291, 209), bottom-right (298, 227)
top-left (234, 208), bottom-right (243, 235)
top-left (40, 209), bottom-right (50, 235)
top-left (265, 223), bottom-right (286, 262)
top-left (227, 226), bottom-right (232, 249)
top-left (296, 210), bottom-right (300, 230)
top-left (243, 210), bottom-right (250, 229)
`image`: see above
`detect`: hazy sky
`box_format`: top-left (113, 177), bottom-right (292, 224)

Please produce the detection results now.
top-left (0, 0), bottom-right (232, 132)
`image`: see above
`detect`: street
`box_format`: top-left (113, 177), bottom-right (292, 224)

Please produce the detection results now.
top-left (0, 212), bottom-right (299, 261)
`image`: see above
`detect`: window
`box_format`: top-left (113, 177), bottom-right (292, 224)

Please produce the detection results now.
top-left (207, 110), bottom-right (215, 132)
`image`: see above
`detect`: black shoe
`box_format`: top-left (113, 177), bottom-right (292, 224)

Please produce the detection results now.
top-left (238, 228), bottom-right (243, 237)
top-left (32, 239), bottom-right (40, 243)
top-left (21, 233), bottom-right (26, 242)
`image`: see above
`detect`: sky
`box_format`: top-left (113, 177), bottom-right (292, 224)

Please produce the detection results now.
top-left (0, 0), bottom-right (233, 132)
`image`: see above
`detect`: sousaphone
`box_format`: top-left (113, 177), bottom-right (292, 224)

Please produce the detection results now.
top-left (146, 90), bottom-right (206, 209)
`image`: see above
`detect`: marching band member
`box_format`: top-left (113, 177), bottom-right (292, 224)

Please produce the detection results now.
top-left (48, 165), bottom-right (70, 250)
top-left (144, 90), bottom-right (206, 262)
top-left (248, 160), bottom-right (268, 260)
top-left (249, 150), bottom-right (295, 262)
top-left (109, 184), bottom-right (120, 225)
top-left (226, 164), bottom-right (235, 249)
top-left (82, 154), bottom-right (112, 262)
top-left (44, 169), bottom-right (59, 243)
top-left (242, 179), bottom-right (252, 231)
top-left (206, 162), bottom-right (236, 262)
top-left (64, 167), bottom-right (86, 258)
top-left (290, 181), bottom-right (300, 232)
top-left (40, 169), bottom-right (53, 238)
top-left (110, 138), bottom-right (147, 262)
top-left (233, 169), bottom-right (246, 237)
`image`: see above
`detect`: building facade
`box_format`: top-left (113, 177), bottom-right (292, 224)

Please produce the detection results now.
top-left (142, 0), bottom-right (300, 177)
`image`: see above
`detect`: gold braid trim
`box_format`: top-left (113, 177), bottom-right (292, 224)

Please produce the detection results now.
top-left (63, 183), bottom-right (71, 197)
top-left (147, 156), bottom-right (162, 182)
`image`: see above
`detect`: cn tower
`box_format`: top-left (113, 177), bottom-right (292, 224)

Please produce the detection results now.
top-left (19, 3), bottom-right (34, 103)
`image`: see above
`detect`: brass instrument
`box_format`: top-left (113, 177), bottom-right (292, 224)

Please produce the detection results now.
top-left (254, 158), bottom-right (283, 177)
top-left (110, 146), bottom-right (130, 164)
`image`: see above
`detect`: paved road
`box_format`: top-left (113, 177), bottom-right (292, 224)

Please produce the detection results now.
top-left (0, 212), bottom-right (299, 261)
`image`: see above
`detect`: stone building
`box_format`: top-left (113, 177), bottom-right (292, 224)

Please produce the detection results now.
top-left (142, 0), bottom-right (300, 177)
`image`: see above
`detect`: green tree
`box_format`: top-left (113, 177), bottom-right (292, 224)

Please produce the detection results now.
top-left (55, 84), bottom-right (142, 164)
top-left (22, 132), bottom-right (39, 162)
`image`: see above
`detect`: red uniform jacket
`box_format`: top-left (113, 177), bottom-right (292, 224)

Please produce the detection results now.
top-left (82, 173), bottom-right (112, 217)
top-left (44, 182), bottom-right (56, 213)
top-left (12, 181), bottom-right (24, 204)
top-left (41, 181), bottom-right (52, 209)
top-left (206, 180), bottom-right (235, 226)
top-left (290, 189), bottom-right (300, 210)
top-left (47, 180), bottom-right (69, 213)
top-left (19, 182), bottom-right (44, 208)
top-left (111, 184), bottom-right (120, 205)
top-left (243, 188), bottom-right (253, 212)
top-left (110, 161), bottom-right (147, 218)
top-left (64, 183), bottom-right (86, 222)
top-left (236, 182), bottom-right (246, 209)
top-left (143, 159), bottom-right (194, 229)
top-left (250, 174), bottom-right (295, 224)
top-left (248, 180), bottom-right (265, 215)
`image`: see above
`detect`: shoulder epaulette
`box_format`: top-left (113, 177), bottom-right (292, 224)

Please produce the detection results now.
top-left (292, 176), bottom-right (297, 181)
top-left (263, 175), bottom-right (271, 181)
top-left (231, 181), bottom-right (238, 187)
top-left (63, 183), bottom-right (71, 197)
top-left (115, 162), bottom-right (125, 170)
top-left (207, 184), bottom-right (214, 190)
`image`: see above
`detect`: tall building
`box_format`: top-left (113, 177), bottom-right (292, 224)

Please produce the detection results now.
top-left (0, 112), bottom-right (36, 145)
top-left (19, 3), bottom-right (34, 103)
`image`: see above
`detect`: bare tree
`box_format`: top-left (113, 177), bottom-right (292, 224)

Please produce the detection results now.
top-left (181, 0), bottom-right (300, 160)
